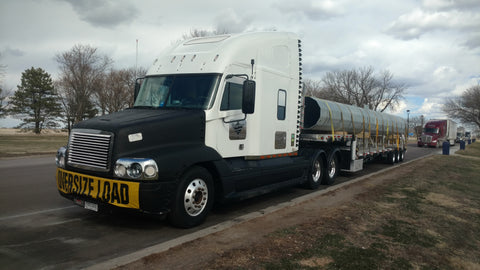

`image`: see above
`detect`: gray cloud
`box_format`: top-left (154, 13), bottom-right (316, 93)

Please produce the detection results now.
top-left (2, 47), bottom-right (25, 57)
top-left (62, 0), bottom-right (139, 28)
top-left (462, 34), bottom-right (480, 49)
top-left (384, 9), bottom-right (480, 40)
top-left (214, 8), bottom-right (253, 34)
top-left (422, 0), bottom-right (480, 11)
top-left (273, 0), bottom-right (346, 21)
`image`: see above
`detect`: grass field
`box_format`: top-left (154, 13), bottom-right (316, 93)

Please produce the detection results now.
top-left (0, 131), bottom-right (68, 158)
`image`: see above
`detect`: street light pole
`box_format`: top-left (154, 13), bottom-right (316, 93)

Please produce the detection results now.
top-left (407, 109), bottom-right (410, 137)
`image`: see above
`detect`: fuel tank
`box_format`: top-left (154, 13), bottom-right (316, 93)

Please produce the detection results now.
top-left (303, 96), bottom-right (406, 136)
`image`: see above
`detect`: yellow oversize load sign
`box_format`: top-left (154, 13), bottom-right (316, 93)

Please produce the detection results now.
top-left (56, 168), bottom-right (140, 209)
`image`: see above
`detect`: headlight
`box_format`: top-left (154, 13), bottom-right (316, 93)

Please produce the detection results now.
top-left (127, 163), bottom-right (143, 178)
top-left (56, 146), bottom-right (67, 168)
top-left (114, 158), bottom-right (158, 180)
top-left (114, 164), bottom-right (127, 177)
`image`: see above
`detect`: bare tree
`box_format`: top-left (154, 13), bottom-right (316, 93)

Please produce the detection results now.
top-left (318, 66), bottom-right (406, 112)
top-left (0, 88), bottom-right (11, 118)
top-left (0, 54), bottom-right (7, 118)
top-left (303, 78), bottom-right (323, 98)
top-left (182, 28), bottom-right (229, 40)
top-left (320, 69), bottom-right (358, 105)
top-left (443, 85), bottom-right (480, 129)
top-left (56, 45), bottom-right (113, 129)
top-left (373, 70), bottom-right (406, 112)
top-left (95, 67), bottom-right (147, 114)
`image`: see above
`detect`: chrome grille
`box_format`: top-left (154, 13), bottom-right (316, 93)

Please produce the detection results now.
top-left (421, 135), bottom-right (432, 143)
top-left (67, 130), bottom-right (112, 171)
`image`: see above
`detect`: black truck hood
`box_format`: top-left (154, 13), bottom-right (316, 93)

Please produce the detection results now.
top-left (73, 108), bottom-right (206, 158)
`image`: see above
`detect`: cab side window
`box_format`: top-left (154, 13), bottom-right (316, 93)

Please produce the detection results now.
top-left (277, 89), bottom-right (286, 120)
top-left (220, 82), bottom-right (243, 111)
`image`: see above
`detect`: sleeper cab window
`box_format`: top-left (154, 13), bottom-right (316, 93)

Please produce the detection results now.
top-left (277, 89), bottom-right (286, 120)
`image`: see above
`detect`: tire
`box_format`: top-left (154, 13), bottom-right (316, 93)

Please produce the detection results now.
top-left (322, 152), bottom-right (339, 185)
top-left (398, 150), bottom-right (405, 162)
top-left (168, 166), bottom-right (214, 228)
top-left (387, 151), bottom-right (395, 165)
top-left (304, 154), bottom-right (325, 189)
top-left (394, 150), bottom-right (399, 163)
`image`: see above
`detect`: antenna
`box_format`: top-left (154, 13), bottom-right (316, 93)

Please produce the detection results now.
top-left (250, 59), bottom-right (255, 78)
top-left (135, 39), bottom-right (139, 78)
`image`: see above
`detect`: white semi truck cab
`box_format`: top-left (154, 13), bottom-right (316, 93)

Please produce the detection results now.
top-left (56, 32), bottom-right (407, 228)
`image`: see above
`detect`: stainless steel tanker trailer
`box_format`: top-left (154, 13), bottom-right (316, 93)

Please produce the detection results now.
top-left (301, 96), bottom-right (407, 185)
top-left (55, 32), bottom-right (407, 227)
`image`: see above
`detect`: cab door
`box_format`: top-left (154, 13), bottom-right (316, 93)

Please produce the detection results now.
top-left (215, 75), bottom-right (248, 158)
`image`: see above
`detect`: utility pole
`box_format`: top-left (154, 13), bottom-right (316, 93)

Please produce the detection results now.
top-left (407, 109), bottom-right (410, 137)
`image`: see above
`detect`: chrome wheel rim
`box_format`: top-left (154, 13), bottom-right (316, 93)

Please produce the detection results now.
top-left (328, 158), bottom-right (336, 178)
top-left (184, 178), bottom-right (208, 217)
top-left (312, 159), bottom-right (322, 182)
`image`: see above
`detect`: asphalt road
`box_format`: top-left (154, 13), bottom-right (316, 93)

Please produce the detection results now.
top-left (0, 144), bottom-right (450, 269)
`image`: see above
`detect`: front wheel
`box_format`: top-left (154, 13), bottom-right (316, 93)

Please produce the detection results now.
top-left (168, 166), bottom-right (214, 228)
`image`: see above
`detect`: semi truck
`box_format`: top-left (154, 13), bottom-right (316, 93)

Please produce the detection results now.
top-left (418, 119), bottom-right (456, 147)
top-left (55, 32), bottom-right (407, 228)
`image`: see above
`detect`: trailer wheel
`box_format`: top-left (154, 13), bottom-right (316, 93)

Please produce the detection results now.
top-left (304, 154), bottom-right (325, 189)
top-left (398, 150), bottom-right (405, 162)
top-left (387, 151), bottom-right (395, 165)
top-left (322, 152), bottom-right (339, 185)
top-left (168, 166), bottom-right (214, 228)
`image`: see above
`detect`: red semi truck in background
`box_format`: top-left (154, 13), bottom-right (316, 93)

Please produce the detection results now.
top-left (418, 119), bottom-right (457, 147)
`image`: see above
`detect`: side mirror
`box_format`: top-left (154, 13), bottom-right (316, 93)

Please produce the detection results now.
top-left (242, 80), bottom-right (256, 114)
top-left (134, 78), bottom-right (144, 102)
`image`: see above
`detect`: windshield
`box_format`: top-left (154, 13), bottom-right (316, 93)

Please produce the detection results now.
top-left (424, 127), bottom-right (439, 134)
top-left (134, 74), bottom-right (221, 109)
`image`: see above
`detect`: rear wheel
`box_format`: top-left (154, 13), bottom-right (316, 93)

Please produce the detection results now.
top-left (387, 151), bottom-right (395, 165)
top-left (399, 150), bottom-right (405, 162)
top-left (168, 166), bottom-right (214, 228)
top-left (304, 154), bottom-right (325, 189)
top-left (322, 152), bottom-right (339, 185)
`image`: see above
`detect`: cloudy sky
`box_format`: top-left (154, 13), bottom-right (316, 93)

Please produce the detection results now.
top-left (1, 0), bottom-right (479, 127)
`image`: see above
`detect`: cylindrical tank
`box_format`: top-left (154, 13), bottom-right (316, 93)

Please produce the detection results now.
top-left (303, 96), bottom-right (406, 137)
